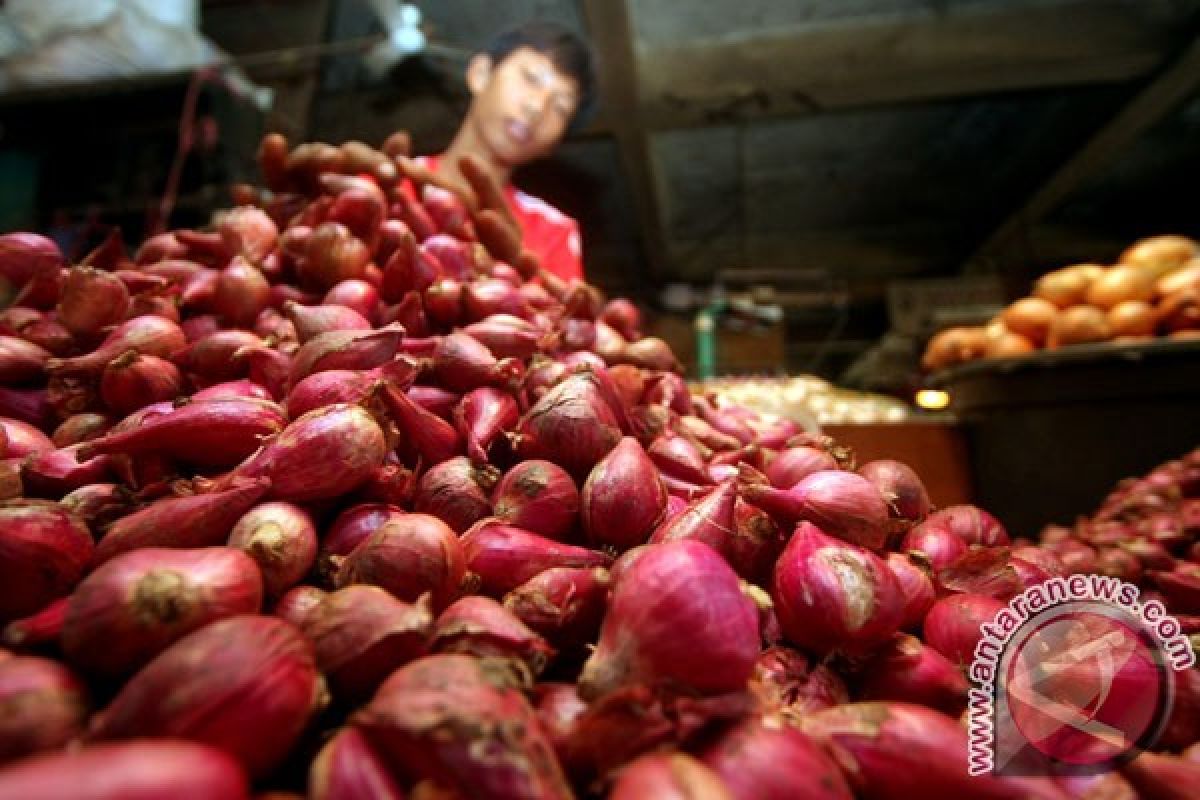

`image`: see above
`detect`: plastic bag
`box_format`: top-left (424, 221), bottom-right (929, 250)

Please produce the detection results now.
top-left (0, 0), bottom-right (213, 90)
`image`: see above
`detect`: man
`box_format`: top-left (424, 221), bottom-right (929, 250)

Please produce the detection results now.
top-left (398, 21), bottom-right (596, 282)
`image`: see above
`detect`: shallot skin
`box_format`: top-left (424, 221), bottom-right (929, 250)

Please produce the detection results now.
top-left (0, 740), bottom-right (251, 800)
top-left (89, 615), bottom-right (322, 779)
top-left (353, 653), bottom-right (574, 799)
top-left (308, 727), bottom-right (404, 800)
top-left (701, 717), bottom-right (853, 800)
top-left (610, 752), bottom-right (732, 800)
top-left (0, 655), bottom-right (87, 764)
top-left (0, 501), bottom-right (93, 621)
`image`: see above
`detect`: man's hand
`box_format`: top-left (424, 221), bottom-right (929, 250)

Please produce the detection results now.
top-left (257, 132), bottom-right (290, 192)
top-left (256, 133), bottom-right (402, 194)
top-left (460, 155), bottom-right (541, 271)
top-left (394, 155), bottom-right (471, 207)
top-left (340, 141), bottom-right (398, 186)
top-left (395, 152), bottom-right (531, 267)
top-left (458, 155), bottom-right (515, 230)
top-left (381, 131), bottom-right (412, 159)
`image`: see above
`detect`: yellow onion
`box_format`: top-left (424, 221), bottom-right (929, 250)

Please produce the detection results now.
top-left (1107, 300), bottom-right (1158, 338)
top-left (1034, 265), bottom-right (1098, 308)
top-left (1047, 305), bottom-right (1111, 348)
top-left (1157, 259), bottom-right (1200, 297)
top-left (984, 330), bottom-right (1035, 359)
top-left (1000, 297), bottom-right (1058, 346)
top-left (1086, 265), bottom-right (1156, 310)
top-left (1119, 234), bottom-right (1198, 279)
top-left (921, 326), bottom-right (988, 371)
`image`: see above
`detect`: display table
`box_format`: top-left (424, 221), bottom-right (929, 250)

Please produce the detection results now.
top-left (930, 338), bottom-right (1200, 537)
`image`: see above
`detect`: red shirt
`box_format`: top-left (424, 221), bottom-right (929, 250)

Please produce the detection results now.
top-left (410, 155), bottom-right (584, 283)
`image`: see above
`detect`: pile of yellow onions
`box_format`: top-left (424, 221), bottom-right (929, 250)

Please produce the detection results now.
top-left (922, 234), bottom-right (1200, 372)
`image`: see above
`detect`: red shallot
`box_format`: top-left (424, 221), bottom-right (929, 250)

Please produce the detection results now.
top-left (582, 436), bottom-right (667, 552)
top-left (223, 404), bottom-right (387, 502)
top-left (228, 502), bottom-right (317, 598)
top-left (701, 717), bottom-right (852, 800)
top-left (56, 266), bottom-right (130, 337)
top-left (886, 552), bottom-right (937, 629)
top-left (858, 458), bottom-right (932, 526)
top-left (286, 301), bottom-right (371, 342)
top-left (456, 386), bottom-right (519, 464)
top-left (430, 595), bottom-right (554, 675)
top-left (46, 316), bottom-right (186, 378)
top-left (901, 522), bottom-right (969, 571)
top-left (413, 456), bottom-right (498, 533)
top-left (319, 503), bottom-right (405, 578)
top-left (0, 655), bottom-right (87, 764)
top-left (610, 753), bottom-right (731, 800)
top-left (1, 598), bottom-right (67, 650)
top-left (353, 653), bottom-right (573, 798)
top-left (502, 566), bottom-right (610, 652)
top-left (461, 519), bottom-right (612, 597)
top-left (79, 398), bottom-right (286, 468)
top-left (89, 615), bottom-right (322, 778)
top-left (99, 352), bottom-right (183, 417)
top-left (93, 478), bottom-right (271, 564)
top-left (802, 702), bottom-right (1067, 800)
top-left (430, 331), bottom-right (522, 392)
top-left (492, 460), bottom-right (580, 540)
top-left (0, 740), bottom-right (250, 800)
top-left (62, 547), bottom-right (263, 677)
top-left (308, 727), bottom-right (404, 800)
top-left (857, 633), bottom-right (968, 714)
top-left (0, 501), bottom-right (92, 621)
top-left (770, 521), bottom-right (903, 655)
top-left (299, 585), bottom-right (431, 700)
top-left (923, 504), bottom-right (1010, 547)
top-left (274, 585), bottom-right (328, 629)
top-left (336, 512), bottom-right (465, 608)
top-left (749, 645), bottom-right (849, 717)
top-left (744, 469), bottom-right (890, 550)
top-left (378, 381), bottom-right (463, 468)
top-left (922, 592), bottom-right (1006, 667)
top-left (514, 372), bottom-right (622, 480)
top-left (0, 336), bottom-right (50, 385)
top-left (579, 540), bottom-right (759, 699)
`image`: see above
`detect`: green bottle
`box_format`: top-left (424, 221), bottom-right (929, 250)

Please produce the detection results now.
top-left (695, 309), bottom-right (716, 380)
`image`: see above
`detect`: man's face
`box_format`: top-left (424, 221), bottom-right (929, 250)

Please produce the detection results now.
top-left (466, 47), bottom-right (580, 167)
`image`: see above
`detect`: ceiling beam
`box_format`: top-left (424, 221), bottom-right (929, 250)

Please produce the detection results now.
top-left (634, 0), bottom-right (1178, 129)
top-left (965, 32), bottom-right (1200, 275)
top-left (581, 0), bottom-right (669, 287)
top-left (665, 223), bottom-right (960, 281)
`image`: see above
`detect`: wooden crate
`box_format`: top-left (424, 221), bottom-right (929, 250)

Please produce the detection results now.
top-left (646, 313), bottom-right (786, 376)
top-left (824, 422), bottom-right (974, 510)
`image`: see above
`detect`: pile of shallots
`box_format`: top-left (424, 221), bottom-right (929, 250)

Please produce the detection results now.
top-left (1038, 449), bottom-right (1200, 627)
top-left (0, 132), bottom-right (1196, 800)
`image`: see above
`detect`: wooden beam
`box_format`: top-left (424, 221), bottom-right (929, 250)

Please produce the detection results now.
top-left (666, 224), bottom-right (959, 281)
top-left (636, 0), bottom-right (1177, 129)
top-left (581, 0), bottom-right (670, 286)
top-left (966, 32), bottom-right (1200, 274)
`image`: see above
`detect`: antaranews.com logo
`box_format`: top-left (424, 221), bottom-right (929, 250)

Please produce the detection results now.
top-left (967, 573), bottom-right (1194, 776)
